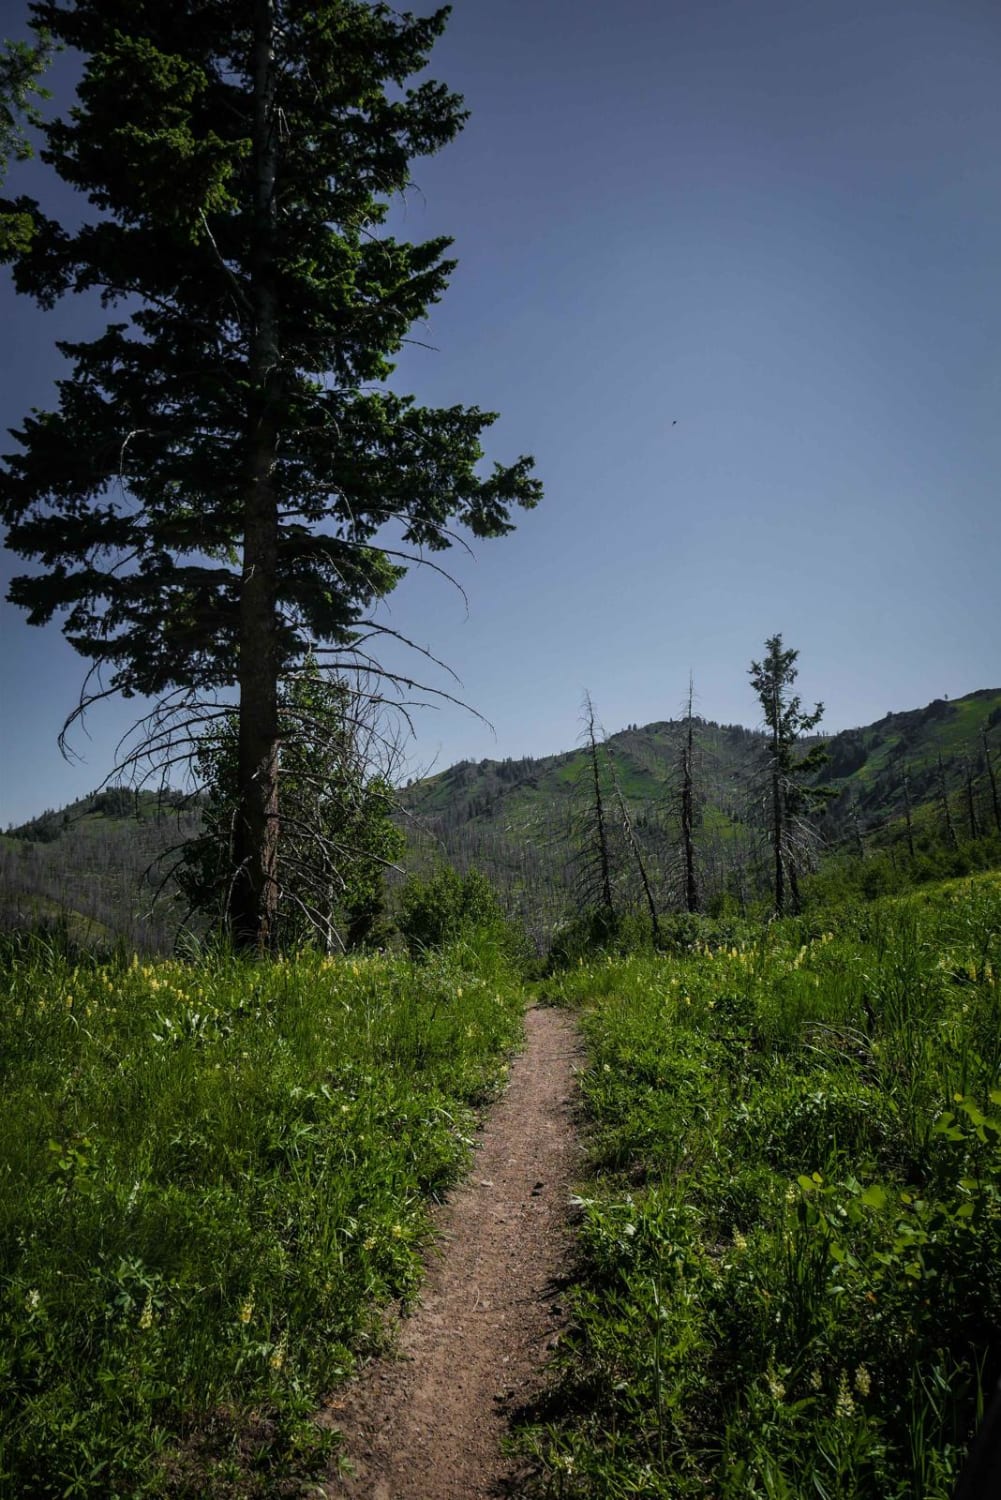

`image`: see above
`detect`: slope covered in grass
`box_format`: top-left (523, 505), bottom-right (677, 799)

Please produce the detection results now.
top-left (524, 875), bottom-right (1001, 1498)
top-left (0, 937), bottom-right (524, 1498)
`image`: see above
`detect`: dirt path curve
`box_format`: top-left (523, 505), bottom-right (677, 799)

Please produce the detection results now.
top-left (318, 1006), bottom-right (581, 1500)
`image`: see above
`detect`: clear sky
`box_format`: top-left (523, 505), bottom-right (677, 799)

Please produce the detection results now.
top-left (2, 0), bottom-right (999, 824)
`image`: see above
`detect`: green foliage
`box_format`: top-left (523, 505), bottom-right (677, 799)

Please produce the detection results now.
top-left (750, 633), bottom-right (830, 915)
top-left (749, 635), bottom-right (827, 769)
top-left (1, 1), bottom-right (540, 696)
top-left (397, 865), bottom-right (510, 958)
top-left (1, 0), bottom-right (541, 946)
top-left (807, 834), bottom-right (1001, 907)
top-left (546, 907), bottom-right (659, 971)
top-left (524, 875), bottom-right (1001, 1497)
top-left (0, 935), bottom-right (524, 1496)
top-left (0, 31), bottom-right (51, 253)
top-left (175, 672), bottom-right (404, 949)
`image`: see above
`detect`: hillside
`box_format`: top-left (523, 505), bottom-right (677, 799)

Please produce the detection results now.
top-left (405, 688), bottom-right (1001, 934)
top-left (4, 689), bottom-right (999, 948)
top-left (0, 787), bottom-right (202, 951)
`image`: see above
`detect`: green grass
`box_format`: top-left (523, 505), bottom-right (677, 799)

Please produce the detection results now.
top-left (523, 875), bottom-right (1001, 1498)
top-left (0, 934), bottom-right (524, 1498)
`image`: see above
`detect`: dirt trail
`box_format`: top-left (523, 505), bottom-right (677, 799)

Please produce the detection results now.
top-left (319, 1006), bottom-right (581, 1500)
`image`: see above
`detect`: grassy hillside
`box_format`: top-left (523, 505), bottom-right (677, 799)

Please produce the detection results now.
top-left (0, 788), bottom-right (202, 952)
top-left (406, 689), bottom-right (1001, 936)
top-left (524, 872), bottom-right (1001, 1498)
top-left (4, 690), bottom-right (999, 949)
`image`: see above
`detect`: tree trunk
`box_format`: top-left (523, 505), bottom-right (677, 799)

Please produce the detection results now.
top-left (232, 0), bottom-right (281, 952)
top-left (607, 747), bottom-right (659, 939)
top-left (902, 767), bottom-right (915, 859)
top-left (963, 757), bottom-right (980, 841)
top-left (788, 859), bottom-right (801, 914)
top-left (983, 724), bottom-right (1001, 836)
top-left (937, 754), bottom-right (959, 852)
top-left (770, 685), bottom-right (785, 916)
top-left (584, 693), bottom-right (614, 918)
top-left (681, 677), bottom-right (699, 913)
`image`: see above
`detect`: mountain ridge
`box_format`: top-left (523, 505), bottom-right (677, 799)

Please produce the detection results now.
top-left (3, 688), bottom-right (999, 947)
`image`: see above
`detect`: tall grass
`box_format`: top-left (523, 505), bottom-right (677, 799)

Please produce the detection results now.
top-left (524, 874), bottom-right (1001, 1498)
top-left (0, 935), bottom-right (524, 1497)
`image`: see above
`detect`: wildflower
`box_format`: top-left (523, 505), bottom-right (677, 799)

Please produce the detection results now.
top-left (731, 1228), bottom-right (748, 1253)
top-left (269, 1341), bottom-right (287, 1372)
top-left (854, 1364), bottom-right (871, 1397)
top-left (809, 1369), bottom-right (822, 1391)
top-left (785, 1183), bottom-right (797, 1204)
top-left (457, 986), bottom-right (463, 998)
top-left (139, 1295), bottom-right (154, 1330)
top-left (25, 1289), bottom-right (40, 1311)
top-left (835, 1371), bottom-right (855, 1419)
top-left (766, 1368), bottom-right (786, 1400)
top-left (363, 1236), bottom-right (377, 1251)
top-left (391, 1223), bottom-right (402, 1239)
top-left (238, 1294), bottom-right (255, 1325)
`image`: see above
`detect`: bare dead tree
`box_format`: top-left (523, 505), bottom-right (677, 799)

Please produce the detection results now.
top-left (902, 764), bottom-right (916, 859)
top-left (604, 742), bottom-right (660, 939)
top-left (937, 753), bottom-right (960, 851)
top-left (982, 722), bottom-right (1001, 836)
top-left (963, 756), bottom-right (981, 842)
top-left (680, 674), bottom-right (700, 913)
top-left (579, 690), bottom-right (615, 922)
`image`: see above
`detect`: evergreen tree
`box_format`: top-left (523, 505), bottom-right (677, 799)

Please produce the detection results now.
top-left (1, 1), bottom-right (541, 950)
top-left (0, 29), bottom-right (51, 252)
top-left (748, 634), bottom-right (828, 915)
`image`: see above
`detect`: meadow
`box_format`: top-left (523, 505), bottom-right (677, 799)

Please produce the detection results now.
top-left (3, 874), bottom-right (1000, 1498)
top-left (525, 875), bottom-right (1001, 1498)
top-left (0, 933), bottom-right (523, 1498)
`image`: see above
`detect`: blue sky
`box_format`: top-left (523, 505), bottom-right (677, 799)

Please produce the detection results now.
top-left (2, 0), bottom-right (1000, 823)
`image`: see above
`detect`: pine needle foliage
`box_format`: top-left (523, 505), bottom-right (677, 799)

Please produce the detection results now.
top-left (0, 0), bottom-right (541, 947)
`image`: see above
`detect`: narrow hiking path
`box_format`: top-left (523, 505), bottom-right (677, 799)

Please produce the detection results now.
top-left (319, 1006), bottom-right (582, 1500)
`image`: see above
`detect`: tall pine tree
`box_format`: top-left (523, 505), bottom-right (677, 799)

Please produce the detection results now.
top-left (1, 1), bottom-right (541, 949)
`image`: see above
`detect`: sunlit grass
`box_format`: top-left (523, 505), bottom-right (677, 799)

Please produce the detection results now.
top-left (0, 937), bottom-right (524, 1498)
top-left (524, 875), bottom-right (1001, 1499)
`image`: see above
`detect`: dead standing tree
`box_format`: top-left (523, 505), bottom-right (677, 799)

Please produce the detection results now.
top-left (983, 721), bottom-right (1001, 836)
top-left (604, 740), bottom-right (660, 941)
top-left (680, 675), bottom-right (700, 913)
top-left (573, 691), bottom-right (616, 934)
